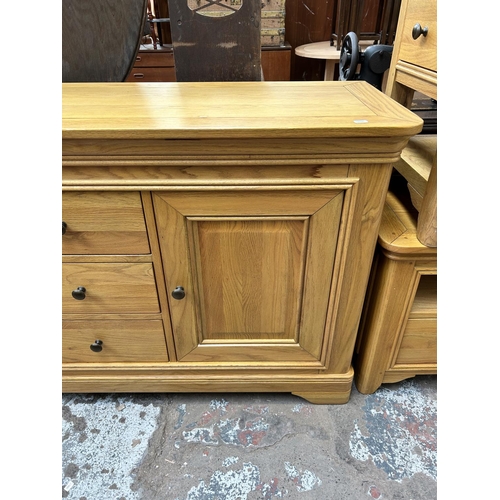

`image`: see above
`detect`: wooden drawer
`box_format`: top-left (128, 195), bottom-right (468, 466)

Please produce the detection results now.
top-left (133, 51), bottom-right (175, 67)
top-left (126, 66), bottom-right (176, 82)
top-left (398, 0), bottom-right (437, 71)
top-left (62, 320), bottom-right (168, 363)
top-left (62, 263), bottom-right (160, 314)
top-left (62, 191), bottom-right (150, 255)
top-left (395, 318), bottom-right (437, 365)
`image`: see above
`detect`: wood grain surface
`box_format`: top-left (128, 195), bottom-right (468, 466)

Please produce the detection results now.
top-left (62, 81), bottom-right (423, 139)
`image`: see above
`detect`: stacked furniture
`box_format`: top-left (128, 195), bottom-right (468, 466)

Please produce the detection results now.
top-left (354, 0), bottom-right (437, 394)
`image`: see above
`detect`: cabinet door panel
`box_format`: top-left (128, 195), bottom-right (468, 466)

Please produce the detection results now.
top-left (192, 218), bottom-right (305, 340)
top-left (153, 186), bottom-right (350, 366)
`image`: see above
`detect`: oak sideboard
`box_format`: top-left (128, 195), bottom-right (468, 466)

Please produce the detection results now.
top-left (62, 81), bottom-right (422, 403)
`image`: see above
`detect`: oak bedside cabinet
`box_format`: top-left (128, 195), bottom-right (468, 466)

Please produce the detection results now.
top-left (353, 0), bottom-right (437, 394)
top-left (62, 81), bottom-right (422, 404)
top-left (384, 0), bottom-right (437, 247)
top-left (353, 179), bottom-right (437, 394)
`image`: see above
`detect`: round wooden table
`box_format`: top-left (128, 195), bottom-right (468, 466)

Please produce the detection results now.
top-left (295, 41), bottom-right (342, 81)
top-left (295, 40), bottom-right (374, 81)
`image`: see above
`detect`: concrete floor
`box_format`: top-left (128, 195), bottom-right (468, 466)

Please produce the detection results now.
top-left (62, 375), bottom-right (437, 500)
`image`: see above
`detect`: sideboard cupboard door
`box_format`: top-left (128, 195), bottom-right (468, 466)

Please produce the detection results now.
top-left (153, 185), bottom-right (353, 367)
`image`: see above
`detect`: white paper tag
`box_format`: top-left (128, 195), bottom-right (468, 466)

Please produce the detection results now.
top-left (64, 481), bottom-right (74, 492)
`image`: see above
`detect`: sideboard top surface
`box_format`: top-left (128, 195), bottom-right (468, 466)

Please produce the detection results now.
top-left (62, 81), bottom-right (423, 140)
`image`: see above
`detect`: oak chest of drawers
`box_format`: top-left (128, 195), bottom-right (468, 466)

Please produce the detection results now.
top-left (62, 81), bottom-right (422, 403)
top-left (62, 191), bottom-right (168, 364)
top-left (125, 49), bottom-right (176, 82)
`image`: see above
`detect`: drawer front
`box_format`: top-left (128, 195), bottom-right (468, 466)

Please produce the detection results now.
top-left (62, 191), bottom-right (150, 255)
top-left (132, 51), bottom-right (174, 67)
top-left (398, 0), bottom-right (437, 71)
top-left (63, 320), bottom-right (168, 363)
top-left (62, 263), bottom-right (160, 314)
top-left (126, 66), bottom-right (176, 82)
top-left (395, 318), bottom-right (437, 365)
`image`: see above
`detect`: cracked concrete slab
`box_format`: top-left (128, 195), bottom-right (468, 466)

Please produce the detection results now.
top-left (62, 376), bottom-right (437, 499)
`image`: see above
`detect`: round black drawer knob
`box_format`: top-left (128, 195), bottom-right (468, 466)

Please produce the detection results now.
top-left (62, 221), bottom-right (67, 235)
top-left (172, 286), bottom-right (185, 300)
top-left (90, 340), bottom-right (103, 352)
top-left (412, 23), bottom-right (428, 40)
top-left (72, 286), bottom-right (86, 300)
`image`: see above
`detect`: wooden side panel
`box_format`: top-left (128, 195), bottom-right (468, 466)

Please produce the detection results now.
top-left (326, 163), bottom-right (393, 374)
top-left (354, 252), bottom-right (417, 393)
